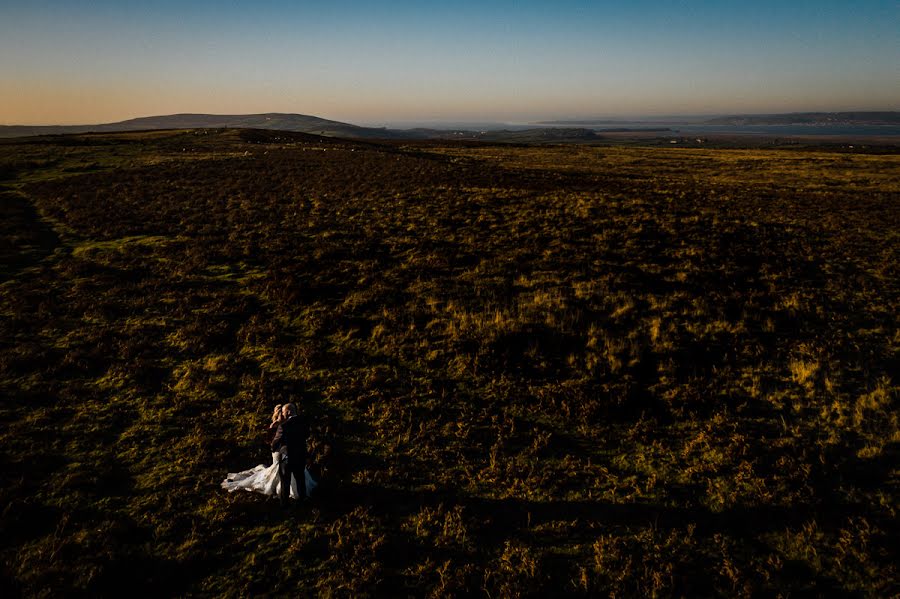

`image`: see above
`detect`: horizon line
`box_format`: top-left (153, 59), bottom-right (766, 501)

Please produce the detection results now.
top-left (3, 108), bottom-right (900, 128)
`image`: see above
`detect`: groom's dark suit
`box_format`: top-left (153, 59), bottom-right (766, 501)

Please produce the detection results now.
top-left (271, 414), bottom-right (309, 505)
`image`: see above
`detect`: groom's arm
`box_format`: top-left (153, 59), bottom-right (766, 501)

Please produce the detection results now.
top-left (271, 424), bottom-right (284, 451)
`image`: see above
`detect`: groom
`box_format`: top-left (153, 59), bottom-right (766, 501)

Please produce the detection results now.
top-left (271, 402), bottom-right (309, 507)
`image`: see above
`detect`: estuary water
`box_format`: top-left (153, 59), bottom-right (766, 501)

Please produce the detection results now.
top-left (598, 123), bottom-right (900, 137)
top-left (383, 120), bottom-right (900, 138)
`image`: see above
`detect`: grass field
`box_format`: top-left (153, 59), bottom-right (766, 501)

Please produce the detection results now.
top-left (1, 129), bottom-right (898, 596)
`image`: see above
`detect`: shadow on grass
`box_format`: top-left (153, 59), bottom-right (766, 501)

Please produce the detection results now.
top-left (0, 191), bottom-right (60, 282)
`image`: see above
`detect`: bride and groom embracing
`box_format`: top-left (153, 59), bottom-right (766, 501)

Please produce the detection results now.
top-left (221, 402), bottom-right (314, 506)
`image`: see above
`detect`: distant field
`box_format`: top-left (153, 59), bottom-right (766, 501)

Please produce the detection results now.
top-left (1, 129), bottom-right (898, 596)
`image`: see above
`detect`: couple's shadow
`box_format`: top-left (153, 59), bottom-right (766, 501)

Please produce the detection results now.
top-left (251, 475), bottom-right (823, 542)
top-left (226, 442), bottom-right (896, 541)
top-left (329, 481), bottom-right (809, 537)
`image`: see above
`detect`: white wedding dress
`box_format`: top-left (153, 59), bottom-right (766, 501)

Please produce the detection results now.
top-left (221, 450), bottom-right (302, 498)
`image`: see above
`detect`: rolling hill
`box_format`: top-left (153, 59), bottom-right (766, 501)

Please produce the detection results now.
top-left (0, 112), bottom-right (413, 140)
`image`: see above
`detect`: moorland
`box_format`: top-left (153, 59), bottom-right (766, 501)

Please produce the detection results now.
top-left (0, 129), bottom-right (898, 596)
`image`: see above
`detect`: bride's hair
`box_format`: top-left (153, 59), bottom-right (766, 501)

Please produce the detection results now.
top-left (271, 404), bottom-right (283, 424)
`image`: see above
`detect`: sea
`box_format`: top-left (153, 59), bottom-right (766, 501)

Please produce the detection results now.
top-left (380, 121), bottom-right (900, 137)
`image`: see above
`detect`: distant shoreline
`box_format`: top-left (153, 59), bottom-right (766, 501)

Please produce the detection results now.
top-left (537, 111), bottom-right (900, 128)
top-left (1, 111), bottom-right (898, 146)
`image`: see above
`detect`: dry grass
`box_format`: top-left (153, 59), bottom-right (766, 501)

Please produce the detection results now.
top-left (0, 129), bottom-right (898, 596)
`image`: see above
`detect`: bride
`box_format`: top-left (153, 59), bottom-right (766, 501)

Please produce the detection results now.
top-left (221, 404), bottom-right (302, 499)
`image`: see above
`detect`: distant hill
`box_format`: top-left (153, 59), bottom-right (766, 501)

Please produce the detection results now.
top-left (0, 112), bottom-right (417, 140)
top-left (4, 111), bottom-right (898, 142)
top-left (0, 114), bottom-right (605, 144)
top-left (702, 112), bottom-right (900, 126)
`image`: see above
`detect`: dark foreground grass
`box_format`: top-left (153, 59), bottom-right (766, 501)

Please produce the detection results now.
top-left (0, 129), bottom-right (898, 596)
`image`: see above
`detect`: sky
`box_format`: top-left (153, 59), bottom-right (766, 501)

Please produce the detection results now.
top-left (1, 0), bottom-right (898, 125)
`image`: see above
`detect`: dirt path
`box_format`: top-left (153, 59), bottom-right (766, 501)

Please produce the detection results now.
top-left (0, 188), bottom-right (61, 281)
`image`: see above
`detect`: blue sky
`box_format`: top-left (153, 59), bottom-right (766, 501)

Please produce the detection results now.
top-left (1, 0), bottom-right (898, 124)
